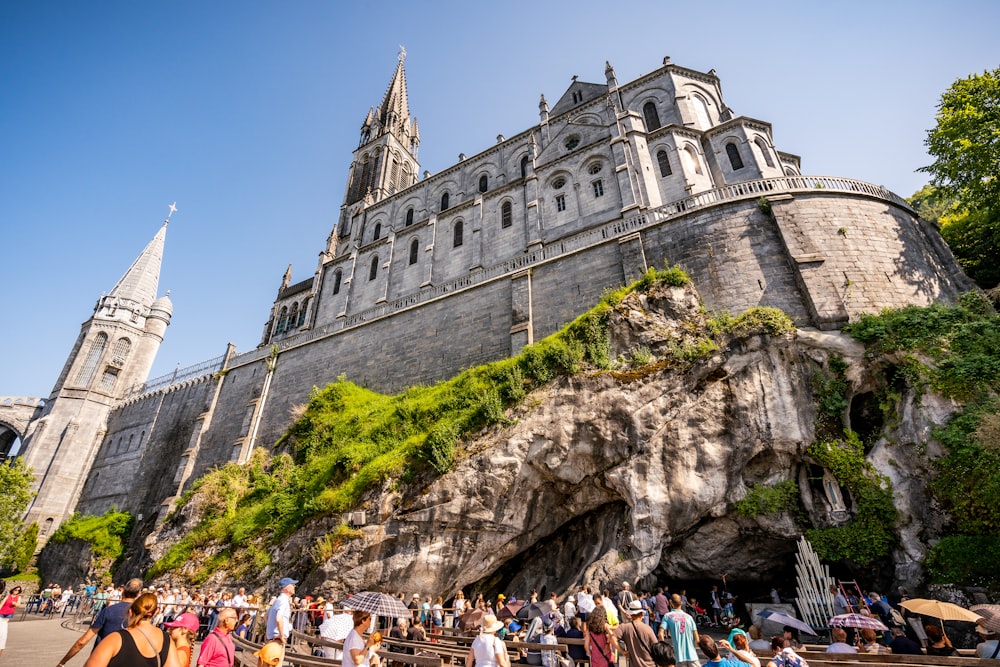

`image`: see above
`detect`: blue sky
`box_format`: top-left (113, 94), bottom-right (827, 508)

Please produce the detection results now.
top-left (1, 1), bottom-right (997, 400)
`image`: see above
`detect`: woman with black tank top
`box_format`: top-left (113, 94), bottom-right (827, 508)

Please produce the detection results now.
top-left (85, 592), bottom-right (180, 667)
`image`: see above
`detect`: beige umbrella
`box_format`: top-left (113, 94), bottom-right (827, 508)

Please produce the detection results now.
top-left (900, 598), bottom-right (984, 623)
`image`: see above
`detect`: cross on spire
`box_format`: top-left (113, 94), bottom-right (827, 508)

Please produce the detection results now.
top-left (165, 202), bottom-right (178, 223)
top-left (398, 45), bottom-right (406, 62)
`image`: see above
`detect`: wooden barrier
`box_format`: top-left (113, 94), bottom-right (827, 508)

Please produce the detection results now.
top-left (758, 649), bottom-right (1000, 667)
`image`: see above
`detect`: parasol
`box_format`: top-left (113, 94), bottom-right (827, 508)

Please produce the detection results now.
top-left (497, 600), bottom-right (525, 621)
top-left (755, 609), bottom-right (817, 635)
top-left (829, 613), bottom-right (888, 631)
top-left (319, 612), bottom-right (355, 642)
top-left (899, 599), bottom-right (982, 624)
top-left (342, 591), bottom-right (411, 619)
top-left (970, 605), bottom-right (1000, 634)
top-left (458, 608), bottom-right (486, 632)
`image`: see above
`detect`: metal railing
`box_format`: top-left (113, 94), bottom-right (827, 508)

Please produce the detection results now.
top-left (121, 353), bottom-right (227, 401)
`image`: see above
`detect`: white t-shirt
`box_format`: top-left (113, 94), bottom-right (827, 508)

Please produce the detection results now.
top-left (343, 629), bottom-right (371, 667)
top-left (472, 633), bottom-right (505, 667)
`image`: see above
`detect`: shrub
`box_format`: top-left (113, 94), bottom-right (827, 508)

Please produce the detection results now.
top-left (735, 480), bottom-right (799, 517)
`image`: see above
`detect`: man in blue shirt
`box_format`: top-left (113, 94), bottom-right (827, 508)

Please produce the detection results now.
top-left (658, 595), bottom-right (700, 667)
top-left (56, 578), bottom-right (142, 667)
top-left (266, 577), bottom-right (298, 643)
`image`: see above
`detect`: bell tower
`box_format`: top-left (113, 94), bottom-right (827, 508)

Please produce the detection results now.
top-left (20, 208), bottom-right (174, 541)
top-left (335, 48), bottom-right (420, 243)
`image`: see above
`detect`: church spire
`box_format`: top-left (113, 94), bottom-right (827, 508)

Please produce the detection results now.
top-left (106, 214), bottom-right (168, 309)
top-left (374, 47), bottom-right (412, 140)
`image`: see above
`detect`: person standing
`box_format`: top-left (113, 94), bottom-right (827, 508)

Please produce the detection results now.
top-left (466, 615), bottom-right (509, 667)
top-left (82, 592), bottom-right (180, 667)
top-left (658, 595), bottom-right (699, 667)
top-left (615, 601), bottom-right (658, 667)
top-left (564, 596), bottom-right (577, 625)
top-left (57, 578), bottom-right (144, 667)
top-left (0, 585), bottom-right (23, 659)
top-left (576, 587), bottom-right (595, 622)
top-left (584, 606), bottom-right (621, 667)
top-left (617, 583), bottom-right (636, 622)
top-left (265, 578), bottom-right (297, 645)
top-left (165, 613), bottom-right (200, 667)
top-left (196, 607), bottom-right (237, 667)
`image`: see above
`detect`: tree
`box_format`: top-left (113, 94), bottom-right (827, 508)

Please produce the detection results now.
top-left (0, 458), bottom-right (35, 571)
top-left (918, 68), bottom-right (1000, 288)
top-left (921, 67), bottom-right (1000, 211)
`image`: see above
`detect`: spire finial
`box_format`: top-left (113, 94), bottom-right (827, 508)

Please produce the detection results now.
top-left (398, 45), bottom-right (407, 62)
top-left (165, 202), bottom-right (178, 223)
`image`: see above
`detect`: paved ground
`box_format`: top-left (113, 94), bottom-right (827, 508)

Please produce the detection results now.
top-left (4, 614), bottom-right (95, 666)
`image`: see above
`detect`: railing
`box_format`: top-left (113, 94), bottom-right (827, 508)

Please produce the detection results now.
top-left (221, 175), bottom-right (908, 369)
top-left (120, 353), bottom-right (227, 401)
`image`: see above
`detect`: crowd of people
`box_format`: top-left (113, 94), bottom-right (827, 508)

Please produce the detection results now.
top-left (0, 577), bottom-right (997, 667)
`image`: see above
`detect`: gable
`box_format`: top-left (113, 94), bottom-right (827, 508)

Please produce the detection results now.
top-left (549, 80), bottom-right (608, 116)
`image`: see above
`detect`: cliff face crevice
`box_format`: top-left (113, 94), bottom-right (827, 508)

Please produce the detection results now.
top-left (143, 281), bottom-right (956, 597)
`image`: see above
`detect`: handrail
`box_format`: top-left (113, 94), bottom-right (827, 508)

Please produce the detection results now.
top-left (120, 353), bottom-right (227, 401)
top-left (222, 175), bottom-right (910, 370)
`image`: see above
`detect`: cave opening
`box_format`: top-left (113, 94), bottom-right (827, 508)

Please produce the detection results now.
top-left (848, 391), bottom-right (883, 451)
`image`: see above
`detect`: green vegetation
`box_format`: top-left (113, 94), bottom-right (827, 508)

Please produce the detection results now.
top-left (845, 291), bottom-right (1000, 400)
top-left (707, 307), bottom-right (796, 338)
top-left (841, 296), bottom-right (1000, 585)
top-left (49, 509), bottom-right (133, 580)
top-left (151, 264), bottom-right (705, 580)
top-left (805, 431), bottom-right (897, 567)
top-left (811, 355), bottom-right (850, 433)
top-left (916, 68), bottom-right (1000, 288)
top-left (734, 480), bottom-right (799, 517)
top-left (0, 458), bottom-right (35, 572)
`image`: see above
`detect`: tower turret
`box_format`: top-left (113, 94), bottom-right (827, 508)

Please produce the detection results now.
top-left (20, 206), bottom-right (175, 541)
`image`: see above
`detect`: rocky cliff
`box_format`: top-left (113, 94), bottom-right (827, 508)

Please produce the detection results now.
top-left (143, 279), bottom-right (957, 597)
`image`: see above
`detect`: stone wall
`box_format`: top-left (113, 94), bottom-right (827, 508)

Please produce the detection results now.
top-left (73, 187), bottom-right (973, 548)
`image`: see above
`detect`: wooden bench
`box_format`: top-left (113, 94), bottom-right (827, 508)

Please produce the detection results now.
top-left (788, 649), bottom-right (1000, 667)
top-left (235, 634), bottom-right (449, 667)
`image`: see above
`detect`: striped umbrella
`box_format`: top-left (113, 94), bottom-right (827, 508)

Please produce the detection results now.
top-left (829, 613), bottom-right (889, 631)
top-left (970, 605), bottom-right (1000, 634)
top-left (343, 592), bottom-right (411, 619)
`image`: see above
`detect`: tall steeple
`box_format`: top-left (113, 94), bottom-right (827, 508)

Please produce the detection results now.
top-left (106, 220), bottom-right (167, 309)
top-left (20, 206), bottom-right (175, 542)
top-left (339, 49), bottom-right (422, 238)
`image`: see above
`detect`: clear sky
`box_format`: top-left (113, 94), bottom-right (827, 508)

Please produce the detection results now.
top-left (1, 0), bottom-right (997, 401)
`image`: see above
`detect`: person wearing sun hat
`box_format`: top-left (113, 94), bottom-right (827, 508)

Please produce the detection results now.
top-left (255, 640), bottom-right (284, 666)
top-left (165, 612), bottom-right (200, 667)
top-left (466, 614), bottom-right (510, 667)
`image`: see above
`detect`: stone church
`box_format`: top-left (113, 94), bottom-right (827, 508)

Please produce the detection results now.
top-left (5, 52), bottom-right (971, 548)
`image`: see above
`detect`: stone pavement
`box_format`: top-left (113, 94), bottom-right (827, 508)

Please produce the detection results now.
top-left (4, 614), bottom-right (94, 666)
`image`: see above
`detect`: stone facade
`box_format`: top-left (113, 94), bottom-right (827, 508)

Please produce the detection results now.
top-left (14, 54), bottom-right (973, 551)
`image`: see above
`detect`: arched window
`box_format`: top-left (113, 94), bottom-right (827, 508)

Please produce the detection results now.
top-left (588, 162), bottom-right (603, 175)
top-left (298, 299), bottom-right (309, 326)
top-left (691, 93), bottom-right (711, 129)
top-left (453, 220), bottom-right (464, 248)
top-left (400, 163), bottom-right (410, 190)
top-left (520, 156), bottom-right (529, 179)
top-left (643, 101), bottom-right (661, 131)
top-left (440, 192), bottom-right (450, 211)
top-left (501, 201), bottom-right (513, 229)
top-left (478, 174), bottom-right (488, 193)
top-left (657, 150), bottom-right (672, 177)
top-left (592, 180), bottom-right (604, 197)
top-left (332, 270), bottom-right (342, 295)
top-left (276, 306), bottom-right (289, 334)
top-left (726, 142), bottom-right (744, 170)
top-left (409, 238), bottom-right (419, 265)
top-left (111, 337), bottom-right (131, 366)
top-left (682, 145), bottom-right (703, 175)
top-left (373, 223), bottom-right (382, 241)
top-left (369, 256), bottom-right (379, 281)
top-left (755, 137), bottom-right (775, 167)
top-left (75, 332), bottom-right (108, 386)
top-left (288, 303), bottom-right (299, 330)
top-left (405, 207), bottom-right (414, 226)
